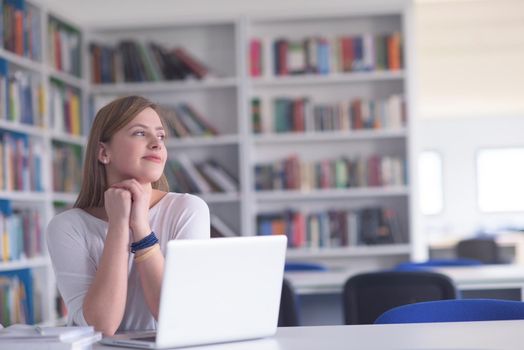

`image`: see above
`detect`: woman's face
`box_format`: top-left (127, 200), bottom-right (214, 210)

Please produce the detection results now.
top-left (101, 107), bottom-right (167, 185)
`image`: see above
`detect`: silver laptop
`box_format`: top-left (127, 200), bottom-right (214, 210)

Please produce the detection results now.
top-left (101, 235), bottom-right (287, 349)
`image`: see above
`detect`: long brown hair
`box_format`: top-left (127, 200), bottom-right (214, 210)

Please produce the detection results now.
top-left (74, 95), bottom-right (169, 209)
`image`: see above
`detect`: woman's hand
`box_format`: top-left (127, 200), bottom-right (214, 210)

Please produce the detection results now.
top-left (110, 179), bottom-right (152, 241)
top-left (104, 187), bottom-right (132, 230)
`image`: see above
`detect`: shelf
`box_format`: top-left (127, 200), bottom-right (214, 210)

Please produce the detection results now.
top-left (91, 77), bottom-right (239, 94)
top-left (0, 119), bottom-right (46, 137)
top-left (166, 134), bottom-right (240, 148)
top-left (253, 129), bottom-right (407, 144)
top-left (251, 70), bottom-right (404, 87)
top-left (0, 7), bottom-right (413, 325)
top-left (52, 192), bottom-right (78, 204)
top-left (0, 48), bottom-right (43, 73)
top-left (0, 191), bottom-right (47, 201)
top-left (196, 192), bottom-right (241, 203)
top-left (256, 186), bottom-right (409, 201)
top-left (48, 67), bottom-right (85, 89)
top-left (0, 256), bottom-right (51, 271)
top-left (50, 132), bottom-right (87, 145)
top-left (286, 244), bottom-right (411, 259)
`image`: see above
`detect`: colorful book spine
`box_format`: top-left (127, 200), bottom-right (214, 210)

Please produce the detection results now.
top-left (257, 206), bottom-right (404, 248)
top-left (266, 32), bottom-right (403, 77)
top-left (0, 268), bottom-right (34, 325)
top-left (165, 157), bottom-right (239, 194)
top-left (0, 131), bottom-right (42, 191)
top-left (49, 80), bottom-right (82, 136)
top-left (162, 103), bottom-right (219, 138)
top-left (51, 142), bottom-right (82, 193)
top-left (254, 154), bottom-right (406, 191)
top-left (251, 94), bottom-right (406, 134)
top-left (47, 16), bottom-right (81, 77)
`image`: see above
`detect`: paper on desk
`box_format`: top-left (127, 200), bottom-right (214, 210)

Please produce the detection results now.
top-left (0, 324), bottom-right (95, 342)
top-left (0, 331), bottom-right (102, 350)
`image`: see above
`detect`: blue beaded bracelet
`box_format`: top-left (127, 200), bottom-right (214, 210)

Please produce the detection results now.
top-left (130, 232), bottom-right (159, 253)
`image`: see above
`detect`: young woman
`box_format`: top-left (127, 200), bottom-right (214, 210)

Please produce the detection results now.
top-left (46, 95), bottom-right (210, 336)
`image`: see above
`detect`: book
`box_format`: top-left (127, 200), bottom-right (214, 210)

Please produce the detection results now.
top-left (0, 268), bottom-right (33, 325)
top-left (173, 153), bottom-right (212, 193)
top-left (0, 328), bottom-right (101, 350)
top-left (210, 214), bottom-right (237, 238)
top-left (249, 38), bottom-right (262, 77)
top-left (197, 160), bottom-right (238, 192)
top-left (171, 47), bottom-right (209, 79)
top-left (0, 324), bottom-right (94, 341)
top-left (181, 104), bottom-right (219, 136)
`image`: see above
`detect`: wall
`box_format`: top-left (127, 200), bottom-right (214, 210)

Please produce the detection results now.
top-left (416, 116), bottom-right (524, 242)
top-left (413, 0), bottom-right (524, 246)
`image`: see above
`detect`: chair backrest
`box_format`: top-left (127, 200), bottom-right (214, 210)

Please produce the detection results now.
top-left (395, 258), bottom-right (482, 271)
top-left (284, 262), bottom-right (327, 272)
top-left (342, 271), bottom-right (458, 325)
top-left (375, 299), bottom-right (524, 324)
top-left (456, 237), bottom-right (500, 264)
top-left (278, 278), bottom-right (300, 327)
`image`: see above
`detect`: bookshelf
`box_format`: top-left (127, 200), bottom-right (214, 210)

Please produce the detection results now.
top-left (87, 6), bottom-right (415, 270)
top-left (0, 0), bottom-right (89, 326)
top-left (0, 0), bottom-right (415, 325)
top-left (86, 9), bottom-right (415, 262)
top-left (87, 19), bottom-right (245, 237)
top-left (246, 9), bottom-right (414, 264)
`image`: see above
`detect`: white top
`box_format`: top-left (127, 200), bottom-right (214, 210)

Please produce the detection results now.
top-left (46, 192), bottom-right (210, 331)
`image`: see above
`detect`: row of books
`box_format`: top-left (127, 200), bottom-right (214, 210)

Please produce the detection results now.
top-left (1, 0), bottom-right (42, 61)
top-left (162, 103), bottom-right (219, 138)
top-left (257, 206), bottom-right (405, 248)
top-left (249, 32), bottom-right (402, 77)
top-left (0, 131), bottom-right (43, 192)
top-left (0, 200), bottom-right (42, 262)
top-left (0, 268), bottom-right (34, 325)
top-left (252, 94), bottom-right (406, 134)
top-left (165, 154), bottom-right (239, 194)
top-left (51, 142), bottom-right (82, 193)
top-left (0, 59), bottom-right (44, 127)
top-left (90, 41), bottom-right (211, 84)
top-left (48, 16), bottom-right (81, 77)
top-left (49, 80), bottom-right (82, 136)
top-left (255, 154), bottom-right (406, 191)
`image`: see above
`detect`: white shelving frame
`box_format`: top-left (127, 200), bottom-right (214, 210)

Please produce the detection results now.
top-left (0, 1), bottom-right (89, 325)
top-left (0, 0), bottom-right (417, 325)
top-left (245, 7), bottom-right (415, 263)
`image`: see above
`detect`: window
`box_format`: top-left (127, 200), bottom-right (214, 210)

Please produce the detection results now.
top-left (477, 148), bottom-right (524, 212)
top-left (418, 151), bottom-right (444, 215)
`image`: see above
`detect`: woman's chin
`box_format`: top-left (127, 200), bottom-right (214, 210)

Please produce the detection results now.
top-left (133, 174), bottom-right (162, 184)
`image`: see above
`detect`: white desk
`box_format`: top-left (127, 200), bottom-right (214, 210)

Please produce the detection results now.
top-left (94, 320), bottom-right (524, 350)
top-left (433, 265), bottom-right (524, 295)
top-left (285, 264), bottom-right (524, 325)
top-left (286, 264), bottom-right (524, 299)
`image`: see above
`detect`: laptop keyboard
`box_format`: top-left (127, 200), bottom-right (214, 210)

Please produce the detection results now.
top-left (132, 336), bottom-right (157, 342)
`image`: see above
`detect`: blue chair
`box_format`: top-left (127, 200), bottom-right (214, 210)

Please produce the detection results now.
top-left (284, 262), bottom-right (327, 272)
top-left (343, 271), bottom-right (458, 324)
top-left (375, 299), bottom-right (524, 324)
top-left (395, 258), bottom-right (482, 271)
